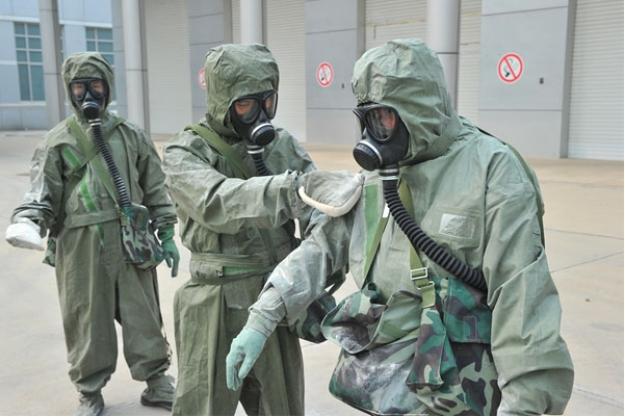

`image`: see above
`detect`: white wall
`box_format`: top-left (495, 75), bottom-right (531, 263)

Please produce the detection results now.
top-left (144, 0), bottom-right (192, 135)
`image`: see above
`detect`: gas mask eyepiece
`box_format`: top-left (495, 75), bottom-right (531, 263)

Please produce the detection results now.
top-left (230, 91), bottom-right (278, 146)
top-left (352, 103), bottom-right (409, 172)
top-left (70, 78), bottom-right (108, 120)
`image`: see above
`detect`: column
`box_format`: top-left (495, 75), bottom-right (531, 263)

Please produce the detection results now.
top-left (240, 0), bottom-right (263, 44)
top-left (426, 0), bottom-right (460, 107)
top-left (38, 0), bottom-right (64, 126)
top-left (121, 0), bottom-right (147, 129)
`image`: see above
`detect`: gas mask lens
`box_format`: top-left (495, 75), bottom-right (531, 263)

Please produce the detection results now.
top-left (354, 104), bottom-right (399, 142)
top-left (232, 91), bottom-right (278, 124)
top-left (69, 78), bottom-right (107, 102)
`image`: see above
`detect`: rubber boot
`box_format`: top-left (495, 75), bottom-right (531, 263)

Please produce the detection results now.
top-left (75, 391), bottom-right (104, 416)
top-left (140, 373), bottom-right (175, 411)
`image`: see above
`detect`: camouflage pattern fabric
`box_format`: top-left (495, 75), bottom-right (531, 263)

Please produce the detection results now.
top-left (120, 203), bottom-right (165, 269)
top-left (322, 273), bottom-right (500, 415)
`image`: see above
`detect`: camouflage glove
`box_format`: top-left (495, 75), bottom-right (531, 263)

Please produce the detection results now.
top-left (225, 328), bottom-right (268, 391)
top-left (297, 171), bottom-right (364, 217)
top-left (158, 226), bottom-right (179, 278)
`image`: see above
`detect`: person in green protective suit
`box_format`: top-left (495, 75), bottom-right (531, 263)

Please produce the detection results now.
top-left (226, 39), bottom-right (575, 415)
top-left (6, 52), bottom-right (179, 416)
top-left (161, 44), bottom-right (316, 415)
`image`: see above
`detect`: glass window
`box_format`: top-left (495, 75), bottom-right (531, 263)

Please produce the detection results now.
top-left (85, 27), bottom-right (114, 67)
top-left (14, 22), bottom-right (45, 101)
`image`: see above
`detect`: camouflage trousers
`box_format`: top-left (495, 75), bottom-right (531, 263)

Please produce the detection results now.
top-left (321, 280), bottom-right (501, 415)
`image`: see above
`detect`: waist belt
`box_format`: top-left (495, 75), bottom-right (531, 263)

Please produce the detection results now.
top-left (190, 251), bottom-right (275, 285)
top-left (64, 208), bottom-right (120, 229)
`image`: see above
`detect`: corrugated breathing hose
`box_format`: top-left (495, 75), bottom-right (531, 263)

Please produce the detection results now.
top-left (380, 170), bottom-right (487, 291)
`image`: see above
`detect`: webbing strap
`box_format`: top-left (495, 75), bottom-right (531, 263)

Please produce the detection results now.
top-left (362, 203), bottom-right (390, 287)
top-left (398, 181), bottom-right (435, 308)
top-left (186, 124), bottom-right (253, 179)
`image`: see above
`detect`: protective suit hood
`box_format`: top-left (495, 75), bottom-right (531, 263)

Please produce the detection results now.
top-left (62, 52), bottom-right (114, 118)
top-left (203, 44), bottom-right (279, 139)
top-left (351, 39), bottom-right (462, 164)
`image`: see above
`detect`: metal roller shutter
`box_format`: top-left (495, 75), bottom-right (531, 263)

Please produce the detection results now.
top-left (457, 0), bottom-right (481, 122)
top-left (265, 0), bottom-right (306, 141)
top-left (568, 0), bottom-right (623, 160)
top-left (365, 0), bottom-right (427, 50)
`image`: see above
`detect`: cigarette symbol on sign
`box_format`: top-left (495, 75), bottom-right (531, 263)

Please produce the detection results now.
top-left (497, 53), bottom-right (524, 84)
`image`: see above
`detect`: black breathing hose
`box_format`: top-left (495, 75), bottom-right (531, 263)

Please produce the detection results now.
top-left (89, 118), bottom-right (132, 209)
top-left (380, 171), bottom-right (487, 291)
top-left (247, 145), bottom-right (272, 176)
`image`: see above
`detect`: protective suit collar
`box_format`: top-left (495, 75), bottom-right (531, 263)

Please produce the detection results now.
top-left (202, 44), bottom-right (279, 142)
top-left (351, 39), bottom-right (462, 165)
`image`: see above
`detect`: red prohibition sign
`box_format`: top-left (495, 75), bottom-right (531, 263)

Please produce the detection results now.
top-left (316, 61), bottom-right (334, 88)
top-left (497, 53), bottom-right (524, 84)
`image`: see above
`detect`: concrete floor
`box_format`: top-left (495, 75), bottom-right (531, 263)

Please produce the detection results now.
top-left (0, 130), bottom-right (622, 415)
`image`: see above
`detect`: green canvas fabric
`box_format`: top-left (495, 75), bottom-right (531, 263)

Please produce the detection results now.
top-left (250, 39), bottom-right (574, 415)
top-left (11, 52), bottom-right (176, 394)
top-left (161, 43), bottom-right (315, 415)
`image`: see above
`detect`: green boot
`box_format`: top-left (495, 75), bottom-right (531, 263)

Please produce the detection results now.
top-left (140, 373), bottom-right (175, 411)
top-left (75, 391), bottom-right (104, 416)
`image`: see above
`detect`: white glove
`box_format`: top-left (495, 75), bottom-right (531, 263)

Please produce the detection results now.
top-left (297, 171), bottom-right (364, 217)
top-left (5, 219), bottom-right (45, 251)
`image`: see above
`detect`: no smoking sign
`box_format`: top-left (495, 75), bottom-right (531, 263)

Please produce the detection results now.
top-left (316, 61), bottom-right (334, 88)
top-left (497, 53), bottom-right (524, 84)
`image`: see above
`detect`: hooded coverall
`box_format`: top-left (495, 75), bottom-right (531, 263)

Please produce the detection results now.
top-left (245, 39), bottom-right (575, 415)
top-left (162, 44), bottom-right (315, 415)
top-left (11, 52), bottom-right (175, 395)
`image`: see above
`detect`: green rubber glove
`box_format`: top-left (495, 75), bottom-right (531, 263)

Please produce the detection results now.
top-left (158, 226), bottom-right (180, 278)
top-left (225, 328), bottom-right (268, 391)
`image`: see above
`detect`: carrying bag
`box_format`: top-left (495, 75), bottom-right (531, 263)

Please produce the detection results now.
top-left (320, 180), bottom-right (481, 415)
top-left (186, 123), bottom-right (342, 343)
top-left (69, 117), bottom-right (164, 269)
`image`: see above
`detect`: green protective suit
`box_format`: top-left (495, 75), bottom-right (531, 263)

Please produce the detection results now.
top-left (248, 39), bottom-right (574, 415)
top-left (161, 44), bottom-right (315, 415)
top-left (11, 52), bottom-right (176, 394)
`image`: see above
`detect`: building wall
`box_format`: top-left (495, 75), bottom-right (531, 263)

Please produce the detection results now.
top-left (478, 0), bottom-right (574, 158)
top-left (186, 0), bottom-right (232, 122)
top-left (0, 0), bottom-right (113, 130)
top-left (144, 0), bottom-right (192, 135)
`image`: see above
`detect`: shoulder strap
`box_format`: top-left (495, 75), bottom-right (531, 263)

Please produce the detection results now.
top-left (477, 127), bottom-right (545, 246)
top-left (186, 124), bottom-right (253, 179)
top-left (67, 117), bottom-right (123, 208)
top-left (362, 180), bottom-right (433, 303)
top-left (362, 179), bottom-right (426, 283)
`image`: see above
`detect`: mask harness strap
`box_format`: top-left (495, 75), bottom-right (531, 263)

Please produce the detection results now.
top-left (380, 168), bottom-right (487, 291)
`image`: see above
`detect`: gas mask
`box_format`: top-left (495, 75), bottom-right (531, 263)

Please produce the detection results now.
top-left (69, 78), bottom-right (108, 120)
top-left (352, 103), bottom-right (410, 172)
top-left (229, 90), bottom-right (278, 147)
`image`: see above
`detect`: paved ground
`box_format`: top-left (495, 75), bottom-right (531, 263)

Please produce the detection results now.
top-left (0, 130), bottom-right (622, 415)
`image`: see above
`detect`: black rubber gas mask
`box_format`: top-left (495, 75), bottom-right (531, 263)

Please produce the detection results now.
top-left (69, 78), bottom-right (108, 120)
top-left (352, 103), bottom-right (410, 171)
top-left (229, 90), bottom-right (278, 146)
